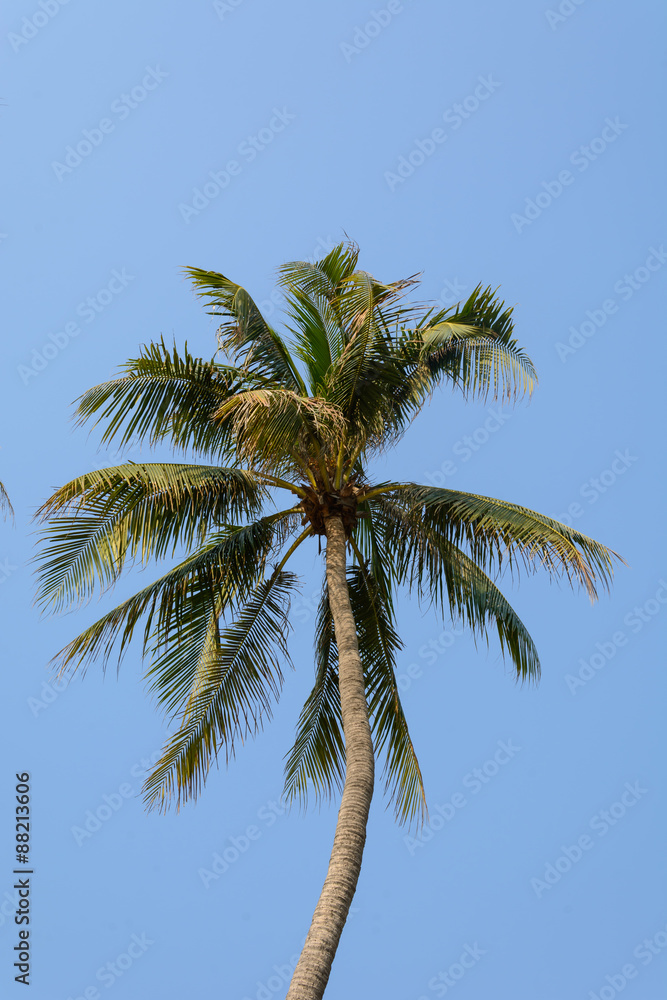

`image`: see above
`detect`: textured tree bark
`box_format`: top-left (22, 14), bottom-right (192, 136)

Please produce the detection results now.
top-left (285, 515), bottom-right (375, 1000)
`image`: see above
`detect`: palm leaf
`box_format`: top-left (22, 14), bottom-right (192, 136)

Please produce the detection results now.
top-left (283, 582), bottom-right (346, 807)
top-left (347, 565), bottom-right (426, 825)
top-left (372, 484), bottom-right (620, 600)
top-left (143, 570), bottom-right (298, 811)
top-left (35, 464), bottom-right (266, 611)
top-left (366, 497), bottom-right (540, 682)
top-left (75, 339), bottom-right (243, 459)
top-left (185, 267), bottom-right (305, 392)
top-left (46, 517), bottom-right (282, 676)
top-left (213, 388), bottom-right (346, 476)
top-left (284, 566), bottom-right (427, 826)
top-left (416, 284), bottom-right (537, 402)
top-left (0, 480), bottom-right (13, 520)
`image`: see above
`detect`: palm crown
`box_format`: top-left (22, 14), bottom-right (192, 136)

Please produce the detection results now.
top-left (36, 242), bottom-right (618, 826)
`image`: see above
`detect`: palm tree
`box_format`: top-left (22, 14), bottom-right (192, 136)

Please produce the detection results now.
top-left (35, 243), bottom-right (620, 999)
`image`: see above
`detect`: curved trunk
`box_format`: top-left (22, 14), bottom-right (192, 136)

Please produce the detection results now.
top-left (286, 515), bottom-right (375, 1000)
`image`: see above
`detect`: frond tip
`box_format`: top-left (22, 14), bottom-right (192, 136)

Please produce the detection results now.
top-left (372, 485), bottom-right (622, 602)
top-left (143, 570), bottom-right (298, 812)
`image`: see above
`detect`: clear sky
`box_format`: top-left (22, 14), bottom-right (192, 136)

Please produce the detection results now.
top-left (1, 1), bottom-right (666, 998)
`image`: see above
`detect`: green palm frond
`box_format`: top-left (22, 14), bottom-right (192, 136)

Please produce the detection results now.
top-left (336, 266), bottom-right (421, 342)
top-left (416, 284), bottom-right (537, 402)
top-left (351, 497), bottom-right (396, 607)
top-left (283, 582), bottom-right (346, 807)
top-left (75, 339), bottom-right (243, 459)
top-left (143, 570), bottom-right (298, 811)
top-left (35, 464), bottom-right (266, 611)
top-left (284, 566), bottom-right (426, 826)
top-left (347, 565), bottom-right (426, 826)
top-left (324, 329), bottom-right (400, 417)
top-left (366, 497), bottom-right (540, 682)
top-left (145, 593), bottom-right (223, 718)
top-left (371, 484), bottom-right (620, 601)
top-left (278, 243), bottom-right (361, 324)
top-left (279, 244), bottom-right (365, 385)
top-left (284, 288), bottom-right (340, 392)
top-left (280, 245), bottom-right (419, 394)
top-left (46, 516), bottom-right (282, 676)
top-left (184, 267), bottom-right (305, 392)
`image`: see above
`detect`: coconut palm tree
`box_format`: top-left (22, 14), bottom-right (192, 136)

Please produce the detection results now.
top-left (35, 243), bottom-right (619, 1000)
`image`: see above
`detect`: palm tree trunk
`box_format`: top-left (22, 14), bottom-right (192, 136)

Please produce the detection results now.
top-left (286, 514), bottom-right (375, 1000)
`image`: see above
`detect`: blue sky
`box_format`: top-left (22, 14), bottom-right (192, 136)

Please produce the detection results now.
top-left (1, 1), bottom-right (666, 997)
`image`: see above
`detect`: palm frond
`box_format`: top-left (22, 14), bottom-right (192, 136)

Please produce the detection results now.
top-left (283, 288), bottom-right (338, 391)
top-left (347, 565), bottom-right (426, 826)
top-left (35, 464), bottom-right (266, 611)
top-left (365, 497), bottom-right (540, 682)
top-left (213, 388), bottom-right (346, 475)
top-left (75, 339), bottom-right (242, 459)
top-left (0, 480), bottom-right (13, 520)
top-left (145, 593), bottom-right (223, 718)
top-left (143, 570), bottom-right (298, 811)
top-left (371, 484), bottom-right (620, 601)
top-left (277, 243), bottom-right (361, 321)
top-left (46, 516), bottom-right (282, 676)
top-left (283, 581), bottom-right (346, 807)
top-left (185, 267), bottom-right (305, 391)
top-left (284, 566), bottom-right (427, 826)
top-left (416, 285), bottom-right (537, 402)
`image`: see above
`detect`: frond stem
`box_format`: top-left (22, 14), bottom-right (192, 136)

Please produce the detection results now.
top-left (253, 472), bottom-right (309, 499)
top-left (274, 526), bottom-right (313, 573)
